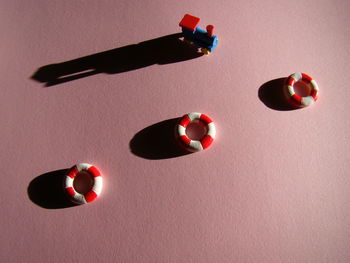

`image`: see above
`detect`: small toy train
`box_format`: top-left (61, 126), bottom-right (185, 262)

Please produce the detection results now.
top-left (179, 14), bottom-right (218, 55)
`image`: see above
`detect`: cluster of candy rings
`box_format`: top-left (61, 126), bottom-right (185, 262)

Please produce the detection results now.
top-left (284, 72), bottom-right (319, 107)
top-left (63, 73), bottom-right (319, 205)
top-left (64, 113), bottom-right (216, 205)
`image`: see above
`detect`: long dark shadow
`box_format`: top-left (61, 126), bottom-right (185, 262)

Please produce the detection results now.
top-left (258, 78), bottom-right (300, 111)
top-left (130, 118), bottom-right (192, 160)
top-left (27, 169), bottom-right (78, 209)
top-left (32, 33), bottom-right (203, 87)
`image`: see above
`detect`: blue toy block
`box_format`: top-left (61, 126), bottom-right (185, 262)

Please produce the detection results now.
top-left (182, 28), bottom-right (195, 41)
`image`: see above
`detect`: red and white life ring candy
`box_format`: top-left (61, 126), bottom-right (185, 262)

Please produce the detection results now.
top-left (64, 163), bottom-right (103, 204)
top-left (176, 112), bottom-right (216, 152)
top-left (285, 72), bottom-right (319, 107)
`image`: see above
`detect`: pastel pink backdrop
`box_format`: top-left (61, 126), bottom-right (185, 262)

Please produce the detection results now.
top-left (1, 0), bottom-right (350, 262)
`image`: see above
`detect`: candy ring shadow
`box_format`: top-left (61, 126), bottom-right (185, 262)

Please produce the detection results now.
top-left (129, 118), bottom-right (192, 160)
top-left (27, 169), bottom-right (78, 209)
top-left (258, 78), bottom-right (299, 111)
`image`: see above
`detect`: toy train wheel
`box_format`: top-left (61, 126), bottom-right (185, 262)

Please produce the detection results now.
top-left (201, 48), bottom-right (210, 55)
top-left (183, 39), bottom-right (192, 45)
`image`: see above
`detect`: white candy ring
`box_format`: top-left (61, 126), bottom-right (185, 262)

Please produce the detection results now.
top-left (285, 72), bottom-right (319, 107)
top-left (176, 112), bottom-right (216, 152)
top-left (64, 163), bottom-right (103, 204)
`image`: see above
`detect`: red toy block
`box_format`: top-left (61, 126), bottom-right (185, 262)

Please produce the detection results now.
top-left (206, 25), bottom-right (214, 36)
top-left (179, 14), bottom-right (200, 31)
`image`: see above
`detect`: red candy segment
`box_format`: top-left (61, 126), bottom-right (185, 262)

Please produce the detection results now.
top-left (85, 190), bottom-right (98, 203)
top-left (88, 165), bottom-right (100, 177)
top-left (68, 167), bottom-right (78, 178)
top-left (66, 187), bottom-right (75, 197)
top-left (179, 115), bottom-right (191, 127)
top-left (200, 114), bottom-right (213, 124)
top-left (201, 135), bottom-right (213, 149)
top-left (180, 135), bottom-right (191, 145)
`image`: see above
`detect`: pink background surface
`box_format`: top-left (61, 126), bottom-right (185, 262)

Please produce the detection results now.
top-left (1, 0), bottom-right (350, 262)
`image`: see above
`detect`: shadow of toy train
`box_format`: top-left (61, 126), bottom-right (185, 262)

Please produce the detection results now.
top-left (32, 33), bottom-right (203, 87)
top-left (129, 118), bottom-right (192, 160)
top-left (27, 169), bottom-right (78, 209)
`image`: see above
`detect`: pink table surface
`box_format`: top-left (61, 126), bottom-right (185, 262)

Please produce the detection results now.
top-left (1, 0), bottom-right (350, 262)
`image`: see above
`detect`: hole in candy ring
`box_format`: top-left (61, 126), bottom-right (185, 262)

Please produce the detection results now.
top-left (294, 81), bottom-right (311, 97)
top-left (73, 171), bottom-right (94, 195)
top-left (185, 119), bottom-right (208, 140)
